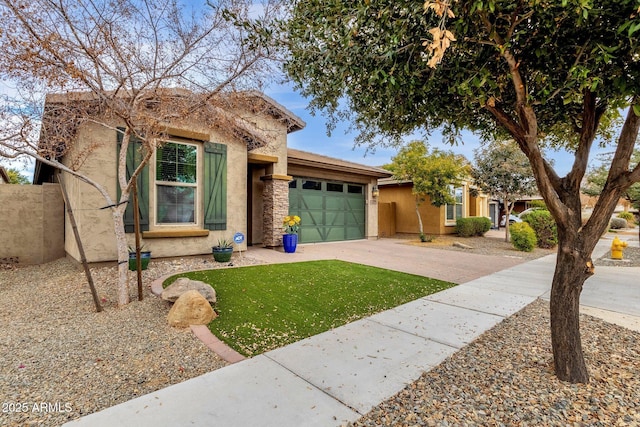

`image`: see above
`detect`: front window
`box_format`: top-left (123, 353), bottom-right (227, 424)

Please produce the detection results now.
top-left (445, 186), bottom-right (464, 224)
top-left (155, 142), bottom-right (197, 224)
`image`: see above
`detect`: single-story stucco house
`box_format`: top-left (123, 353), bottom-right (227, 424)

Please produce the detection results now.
top-left (377, 177), bottom-right (492, 237)
top-left (33, 91), bottom-right (390, 263)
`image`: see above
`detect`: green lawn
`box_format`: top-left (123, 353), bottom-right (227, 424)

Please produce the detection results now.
top-left (163, 260), bottom-right (456, 356)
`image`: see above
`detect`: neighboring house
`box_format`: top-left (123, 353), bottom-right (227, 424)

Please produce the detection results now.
top-left (0, 166), bottom-right (9, 184)
top-left (509, 195), bottom-right (545, 214)
top-left (377, 178), bottom-right (490, 236)
top-left (33, 91), bottom-right (389, 263)
top-left (581, 193), bottom-right (636, 215)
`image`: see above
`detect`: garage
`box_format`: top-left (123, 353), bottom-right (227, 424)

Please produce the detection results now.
top-left (288, 178), bottom-right (365, 243)
top-left (285, 148), bottom-right (392, 244)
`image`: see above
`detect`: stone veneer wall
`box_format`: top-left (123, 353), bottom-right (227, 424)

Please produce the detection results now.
top-left (261, 177), bottom-right (290, 247)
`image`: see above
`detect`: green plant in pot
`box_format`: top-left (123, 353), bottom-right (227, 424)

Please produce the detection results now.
top-left (128, 245), bottom-right (151, 271)
top-left (212, 238), bottom-right (234, 262)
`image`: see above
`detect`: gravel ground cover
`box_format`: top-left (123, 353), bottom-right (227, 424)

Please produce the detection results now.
top-left (596, 245), bottom-right (640, 267)
top-left (1, 236), bottom-right (638, 427)
top-left (403, 233), bottom-right (557, 261)
top-left (406, 231), bottom-right (640, 266)
top-left (351, 299), bottom-right (640, 427)
top-left (0, 255), bottom-right (261, 427)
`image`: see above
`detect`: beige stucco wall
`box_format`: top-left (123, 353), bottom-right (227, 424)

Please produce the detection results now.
top-left (247, 121), bottom-right (289, 176)
top-left (365, 182), bottom-right (381, 239)
top-left (0, 183), bottom-right (65, 264)
top-left (62, 112), bottom-right (288, 262)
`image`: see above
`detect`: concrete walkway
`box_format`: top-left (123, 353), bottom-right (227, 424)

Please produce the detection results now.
top-left (64, 235), bottom-right (640, 427)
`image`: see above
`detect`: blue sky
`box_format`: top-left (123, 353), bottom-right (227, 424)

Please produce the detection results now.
top-left (1, 80), bottom-right (606, 181)
top-left (264, 81), bottom-right (590, 176)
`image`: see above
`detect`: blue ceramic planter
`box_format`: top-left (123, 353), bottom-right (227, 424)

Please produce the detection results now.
top-left (283, 234), bottom-right (298, 253)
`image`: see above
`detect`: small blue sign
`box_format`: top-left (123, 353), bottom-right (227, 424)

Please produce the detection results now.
top-left (233, 232), bottom-right (245, 244)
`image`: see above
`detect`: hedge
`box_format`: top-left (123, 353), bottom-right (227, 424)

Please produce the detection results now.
top-left (521, 209), bottom-right (558, 249)
top-left (455, 217), bottom-right (492, 237)
top-left (510, 222), bottom-right (537, 252)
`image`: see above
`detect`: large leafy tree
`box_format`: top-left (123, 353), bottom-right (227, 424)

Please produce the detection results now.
top-left (472, 140), bottom-right (537, 242)
top-left (0, 0), bottom-right (284, 306)
top-left (285, 0), bottom-right (640, 383)
top-left (385, 140), bottom-right (468, 235)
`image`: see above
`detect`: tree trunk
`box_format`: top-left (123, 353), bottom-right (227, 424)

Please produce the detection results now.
top-left (415, 196), bottom-right (424, 236)
top-left (549, 236), bottom-right (593, 383)
top-left (112, 209), bottom-right (130, 306)
top-left (503, 199), bottom-right (512, 243)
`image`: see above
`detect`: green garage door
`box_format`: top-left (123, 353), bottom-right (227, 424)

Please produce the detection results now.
top-left (288, 178), bottom-right (365, 243)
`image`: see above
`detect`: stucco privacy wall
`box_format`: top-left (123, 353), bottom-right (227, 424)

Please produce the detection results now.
top-left (378, 184), bottom-right (452, 235)
top-left (0, 183), bottom-right (65, 264)
top-left (62, 118), bottom-right (269, 263)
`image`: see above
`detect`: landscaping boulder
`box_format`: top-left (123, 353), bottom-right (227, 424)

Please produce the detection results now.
top-left (162, 277), bottom-right (217, 305)
top-left (167, 290), bottom-right (217, 328)
top-left (453, 241), bottom-right (473, 249)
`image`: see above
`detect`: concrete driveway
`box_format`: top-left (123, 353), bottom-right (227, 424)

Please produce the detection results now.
top-left (246, 237), bottom-right (531, 284)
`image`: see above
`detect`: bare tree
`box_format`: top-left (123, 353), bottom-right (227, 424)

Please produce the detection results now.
top-left (0, 0), bottom-right (285, 306)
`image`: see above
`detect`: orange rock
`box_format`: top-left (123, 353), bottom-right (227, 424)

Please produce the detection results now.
top-left (167, 290), bottom-right (217, 328)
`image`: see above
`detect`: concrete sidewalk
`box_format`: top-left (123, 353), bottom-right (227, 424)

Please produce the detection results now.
top-left (64, 236), bottom-right (640, 427)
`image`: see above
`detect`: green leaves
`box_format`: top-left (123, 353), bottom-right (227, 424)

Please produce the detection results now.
top-left (284, 0), bottom-right (640, 148)
top-left (386, 140), bottom-right (469, 207)
top-left (471, 140), bottom-right (537, 202)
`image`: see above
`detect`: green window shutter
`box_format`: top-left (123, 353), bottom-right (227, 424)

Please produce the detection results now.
top-left (203, 142), bottom-right (227, 230)
top-left (116, 128), bottom-right (149, 232)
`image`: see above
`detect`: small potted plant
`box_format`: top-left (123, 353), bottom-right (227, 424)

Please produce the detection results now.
top-left (282, 215), bottom-right (301, 253)
top-left (212, 238), bottom-right (234, 262)
top-left (128, 245), bottom-right (151, 271)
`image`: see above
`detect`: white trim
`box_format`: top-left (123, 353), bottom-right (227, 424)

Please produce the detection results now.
top-left (152, 140), bottom-right (200, 227)
top-left (444, 184), bottom-right (466, 226)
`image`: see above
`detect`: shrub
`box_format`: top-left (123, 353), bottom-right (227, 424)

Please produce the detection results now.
top-left (455, 217), bottom-right (492, 237)
top-left (609, 217), bottom-right (628, 229)
top-left (528, 200), bottom-right (547, 209)
top-left (510, 222), bottom-right (537, 252)
top-left (617, 211), bottom-right (635, 226)
top-left (419, 233), bottom-right (435, 242)
top-left (521, 209), bottom-right (558, 249)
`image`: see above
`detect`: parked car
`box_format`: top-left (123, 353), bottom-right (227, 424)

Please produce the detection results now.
top-left (500, 214), bottom-right (522, 227)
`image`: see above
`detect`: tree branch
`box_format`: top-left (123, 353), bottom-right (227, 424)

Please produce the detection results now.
top-left (585, 99), bottom-right (640, 237)
top-left (565, 90), bottom-right (605, 192)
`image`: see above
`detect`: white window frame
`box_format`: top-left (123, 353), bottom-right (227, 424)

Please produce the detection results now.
top-left (153, 140), bottom-right (200, 226)
top-left (445, 185), bottom-right (465, 226)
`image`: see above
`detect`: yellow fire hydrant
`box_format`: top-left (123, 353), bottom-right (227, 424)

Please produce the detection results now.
top-left (611, 236), bottom-right (628, 260)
